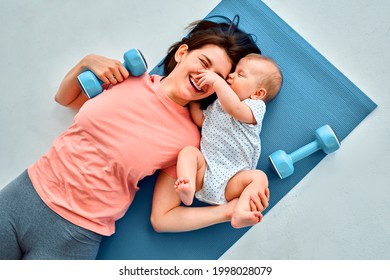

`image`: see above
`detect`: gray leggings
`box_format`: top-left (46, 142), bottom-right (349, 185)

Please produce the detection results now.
top-left (0, 170), bottom-right (102, 260)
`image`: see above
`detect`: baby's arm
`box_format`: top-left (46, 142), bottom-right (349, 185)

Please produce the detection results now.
top-left (196, 70), bottom-right (256, 124)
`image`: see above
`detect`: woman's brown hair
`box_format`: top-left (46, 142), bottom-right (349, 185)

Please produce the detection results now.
top-left (162, 15), bottom-right (261, 75)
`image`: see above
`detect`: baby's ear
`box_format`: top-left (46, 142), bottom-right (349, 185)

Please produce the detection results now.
top-left (251, 88), bottom-right (267, 100)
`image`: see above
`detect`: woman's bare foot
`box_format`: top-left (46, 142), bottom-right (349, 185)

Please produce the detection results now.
top-left (174, 178), bottom-right (195, 206)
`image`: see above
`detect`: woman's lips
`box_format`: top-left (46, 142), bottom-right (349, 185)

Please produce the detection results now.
top-left (189, 77), bottom-right (202, 92)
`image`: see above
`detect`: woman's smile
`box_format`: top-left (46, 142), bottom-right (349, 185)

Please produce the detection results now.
top-left (189, 76), bottom-right (202, 92)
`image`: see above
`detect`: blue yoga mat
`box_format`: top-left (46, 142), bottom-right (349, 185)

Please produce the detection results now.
top-left (97, 0), bottom-right (377, 260)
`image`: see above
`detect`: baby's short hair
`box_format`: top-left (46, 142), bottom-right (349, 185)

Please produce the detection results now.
top-left (243, 53), bottom-right (283, 103)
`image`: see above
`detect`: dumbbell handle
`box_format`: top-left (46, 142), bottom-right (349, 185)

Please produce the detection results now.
top-left (290, 141), bottom-right (320, 163)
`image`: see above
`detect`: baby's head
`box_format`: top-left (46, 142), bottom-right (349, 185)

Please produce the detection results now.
top-left (227, 53), bottom-right (282, 103)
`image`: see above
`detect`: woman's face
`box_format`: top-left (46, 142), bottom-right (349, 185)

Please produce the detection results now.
top-left (164, 44), bottom-right (232, 106)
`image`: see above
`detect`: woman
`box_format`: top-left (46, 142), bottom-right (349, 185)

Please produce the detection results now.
top-left (0, 18), bottom-right (266, 259)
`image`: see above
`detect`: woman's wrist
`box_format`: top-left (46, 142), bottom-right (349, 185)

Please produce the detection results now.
top-left (222, 198), bottom-right (238, 222)
top-left (79, 55), bottom-right (93, 73)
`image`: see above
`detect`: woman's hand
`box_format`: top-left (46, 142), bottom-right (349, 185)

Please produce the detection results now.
top-left (82, 54), bottom-right (129, 86)
top-left (249, 187), bottom-right (270, 213)
top-left (55, 54), bottom-right (130, 109)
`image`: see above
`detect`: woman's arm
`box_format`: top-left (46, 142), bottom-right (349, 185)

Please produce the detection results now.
top-left (189, 102), bottom-right (204, 127)
top-left (54, 54), bottom-right (129, 109)
top-left (150, 171), bottom-right (235, 232)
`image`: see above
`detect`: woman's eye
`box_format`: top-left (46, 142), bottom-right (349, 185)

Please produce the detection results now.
top-left (200, 59), bottom-right (208, 68)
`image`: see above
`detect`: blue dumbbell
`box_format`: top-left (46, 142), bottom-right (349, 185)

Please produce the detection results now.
top-left (77, 48), bottom-right (148, 98)
top-left (269, 125), bottom-right (341, 179)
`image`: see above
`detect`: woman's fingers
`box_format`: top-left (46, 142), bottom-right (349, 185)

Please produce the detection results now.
top-left (103, 62), bottom-right (128, 85)
top-left (110, 62), bottom-right (130, 84)
top-left (85, 54), bottom-right (129, 85)
top-left (250, 190), bottom-right (269, 212)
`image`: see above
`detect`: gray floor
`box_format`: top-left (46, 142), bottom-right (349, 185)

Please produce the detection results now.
top-left (0, 0), bottom-right (389, 259)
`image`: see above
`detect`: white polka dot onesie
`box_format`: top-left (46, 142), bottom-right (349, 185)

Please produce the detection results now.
top-left (195, 98), bottom-right (266, 205)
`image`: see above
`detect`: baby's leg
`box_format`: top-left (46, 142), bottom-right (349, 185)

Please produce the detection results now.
top-left (225, 170), bottom-right (269, 228)
top-left (175, 146), bottom-right (206, 206)
top-left (174, 178), bottom-right (194, 206)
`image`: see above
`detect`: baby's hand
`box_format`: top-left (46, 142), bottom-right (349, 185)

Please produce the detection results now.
top-left (195, 69), bottom-right (224, 90)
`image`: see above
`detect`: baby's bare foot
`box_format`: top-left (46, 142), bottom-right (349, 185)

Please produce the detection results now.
top-left (174, 178), bottom-right (194, 206)
top-left (231, 210), bottom-right (262, 229)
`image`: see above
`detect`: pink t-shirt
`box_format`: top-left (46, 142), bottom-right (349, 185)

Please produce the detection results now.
top-left (28, 74), bottom-right (200, 236)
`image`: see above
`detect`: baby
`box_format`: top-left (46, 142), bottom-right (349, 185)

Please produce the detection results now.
top-left (175, 53), bottom-right (282, 228)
